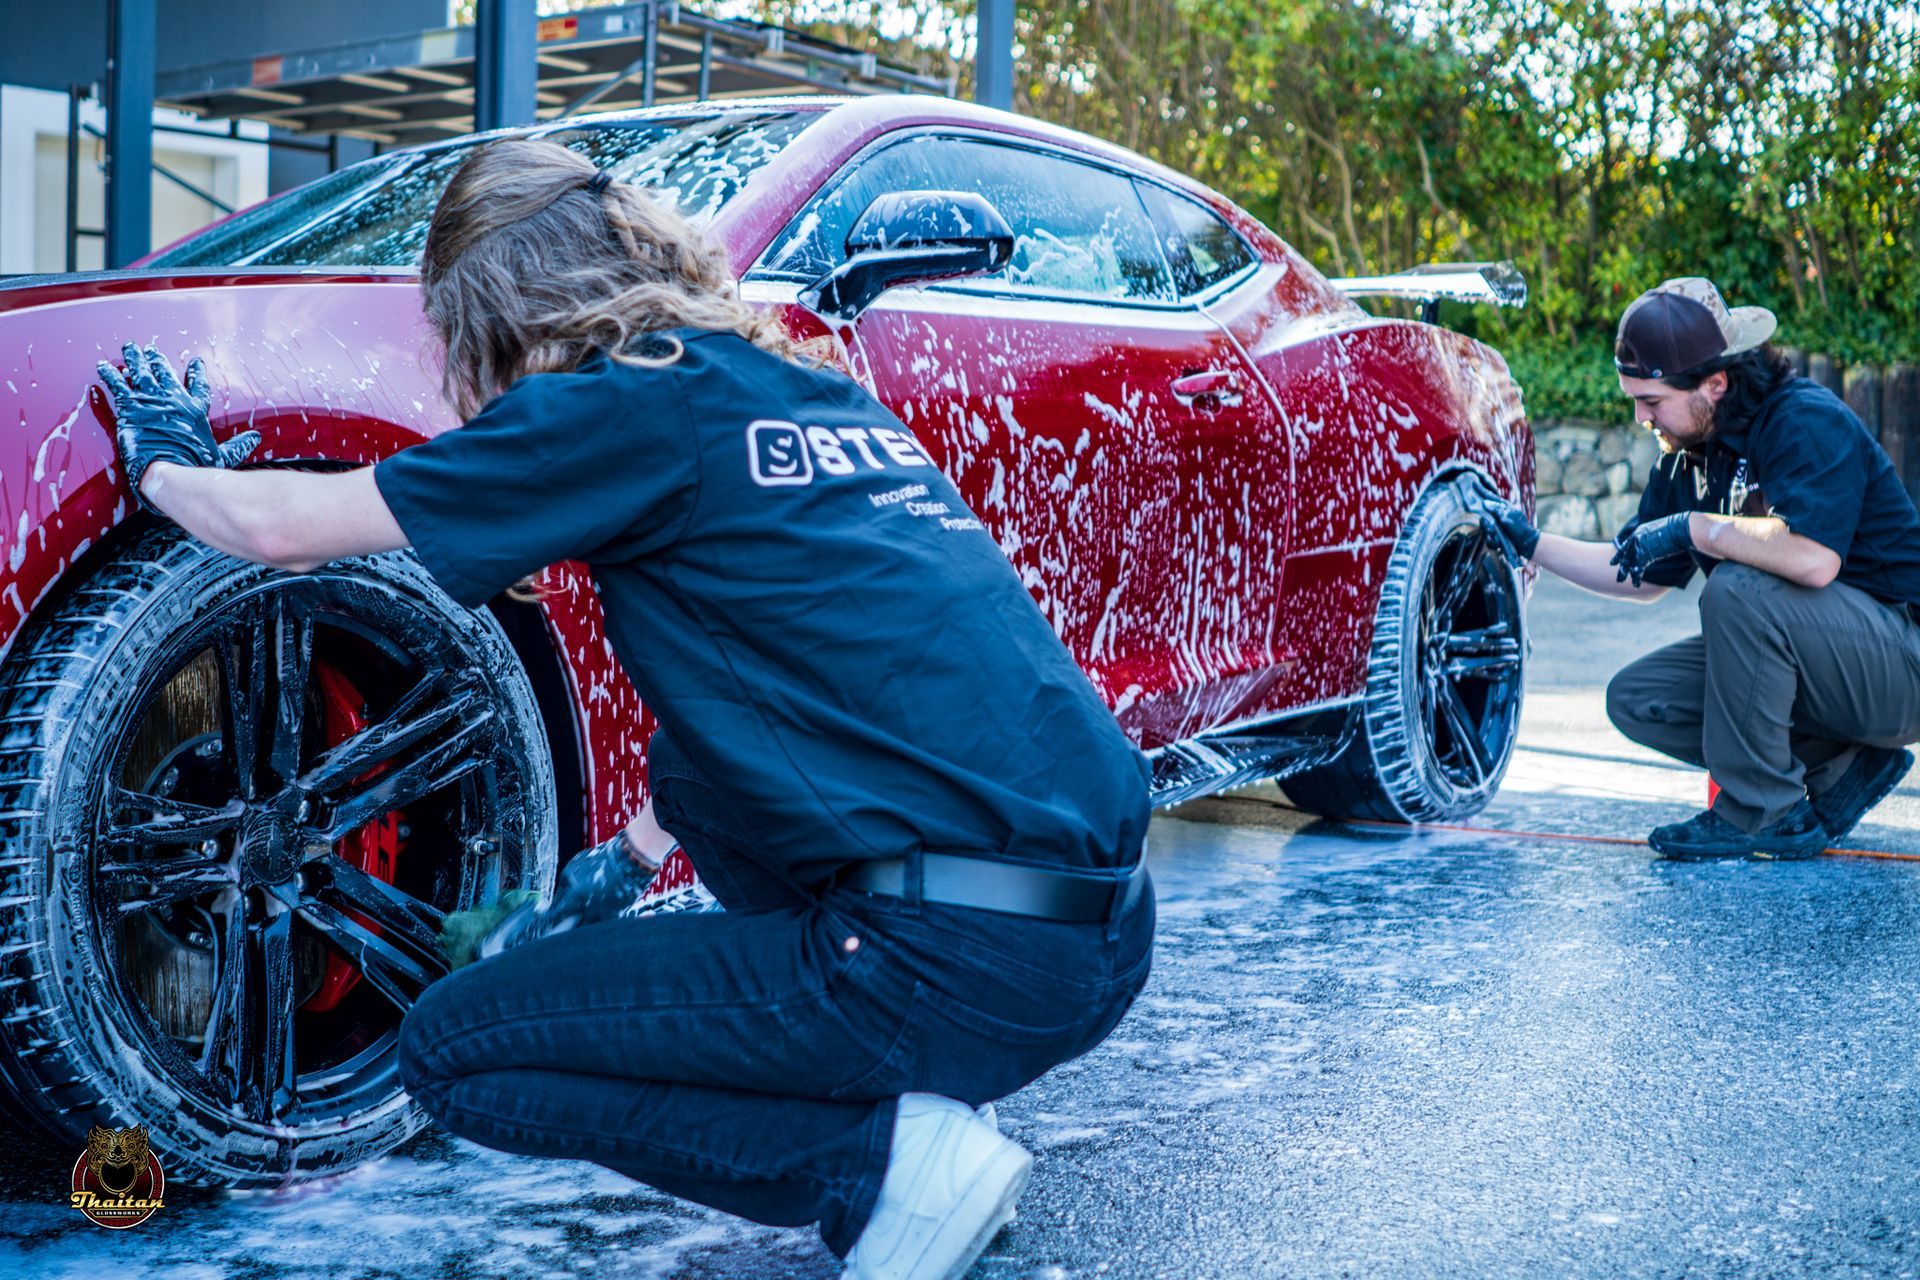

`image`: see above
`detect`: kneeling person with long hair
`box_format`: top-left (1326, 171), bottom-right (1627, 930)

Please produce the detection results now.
top-left (93, 139), bottom-right (1155, 1279)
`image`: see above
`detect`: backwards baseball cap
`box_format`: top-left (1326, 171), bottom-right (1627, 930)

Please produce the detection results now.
top-left (1614, 277), bottom-right (1777, 380)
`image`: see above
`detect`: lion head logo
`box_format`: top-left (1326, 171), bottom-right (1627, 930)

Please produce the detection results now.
top-left (85, 1125), bottom-right (149, 1195)
top-left (72, 1121), bottom-right (163, 1227)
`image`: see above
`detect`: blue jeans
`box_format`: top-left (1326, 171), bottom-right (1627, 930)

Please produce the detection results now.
top-left (396, 819), bottom-right (1153, 1256)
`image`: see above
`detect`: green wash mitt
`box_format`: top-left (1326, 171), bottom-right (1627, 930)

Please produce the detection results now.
top-left (437, 889), bottom-right (541, 971)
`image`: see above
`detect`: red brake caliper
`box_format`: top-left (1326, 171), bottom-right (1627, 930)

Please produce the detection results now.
top-left (301, 663), bottom-right (408, 1013)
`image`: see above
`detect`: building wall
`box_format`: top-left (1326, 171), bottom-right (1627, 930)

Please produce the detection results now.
top-left (0, 0), bottom-right (447, 270)
top-left (0, 86), bottom-right (270, 273)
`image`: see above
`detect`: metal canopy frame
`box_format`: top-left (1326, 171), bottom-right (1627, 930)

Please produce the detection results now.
top-left (105, 0), bottom-right (156, 265)
top-left (153, 2), bottom-right (952, 150)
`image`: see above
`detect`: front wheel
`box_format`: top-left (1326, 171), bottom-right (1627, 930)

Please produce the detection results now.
top-left (1283, 476), bottom-right (1526, 823)
top-left (0, 526), bottom-right (557, 1186)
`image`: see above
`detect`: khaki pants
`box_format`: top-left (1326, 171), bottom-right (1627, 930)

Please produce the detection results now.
top-left (1605, 563), bottom-right (1920, 831)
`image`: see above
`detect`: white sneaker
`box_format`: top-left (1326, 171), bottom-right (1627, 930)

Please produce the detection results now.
top-left (842, 1093), bottom-right (1032, 1280)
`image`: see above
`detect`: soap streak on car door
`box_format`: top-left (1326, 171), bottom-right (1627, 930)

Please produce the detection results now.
top-left (755, 131), bottom-right (1293, 747)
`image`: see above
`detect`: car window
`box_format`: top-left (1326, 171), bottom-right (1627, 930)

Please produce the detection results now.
top-left (550, 113), bottom-right (816, 227)
top-left (148, 111), bottom-right (817, 270)
top-left (1136, 182), bottom-right (1256, 297)
top-left (758, 136), bottom-right (1175, 303)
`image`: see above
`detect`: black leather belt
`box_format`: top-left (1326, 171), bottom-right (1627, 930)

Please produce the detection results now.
top-left (829, 852), bottom-right (1147, 923)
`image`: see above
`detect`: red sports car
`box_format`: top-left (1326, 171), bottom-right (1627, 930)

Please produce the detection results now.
top-left (0, 95), bottom-right (1532, 1185)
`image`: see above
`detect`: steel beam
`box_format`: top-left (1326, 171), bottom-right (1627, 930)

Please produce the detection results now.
top-left (85, 124), bottom-right (233, 216)
top-left (105, 0), bottom-right (156, 266)
top-left (154, 3), bottom-right (950, 148)
top-left (558, 53), bottom-right (650, 117)
top-left (641, 2), bottom-right (658, 108)
top-left (474, 0), bottom-right (537, 132)
top-left (975, 0), bottom-right (1014, 112)
top-left (66, 86), bottom-right (82, 272)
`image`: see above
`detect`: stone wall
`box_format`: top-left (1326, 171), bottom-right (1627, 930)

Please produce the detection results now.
top-left (1532, 421), bottom-right (1661, 540)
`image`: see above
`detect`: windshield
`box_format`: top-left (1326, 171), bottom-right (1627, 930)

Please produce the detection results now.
top-left (148, 110), bottom-right (818, 269)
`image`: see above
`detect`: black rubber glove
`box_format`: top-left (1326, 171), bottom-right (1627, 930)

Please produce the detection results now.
top-left (1610, 512), bottom-right (1695, 587)
top-left (1466, 488), bottom-right (1540, 567)
top-left (95, 342), bottom-right (260, 513)
top-left (470, 832), bottom-right (666, 965)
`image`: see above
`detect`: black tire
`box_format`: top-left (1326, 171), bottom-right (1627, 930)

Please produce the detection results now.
top-left (1283, 476), bottom-right (1525, 823)
top-left (0, 525), bottom-right (557, 1186)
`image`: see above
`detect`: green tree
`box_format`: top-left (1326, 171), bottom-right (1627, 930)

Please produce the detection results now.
top-left (464, 0), bottom-right (1917, 412)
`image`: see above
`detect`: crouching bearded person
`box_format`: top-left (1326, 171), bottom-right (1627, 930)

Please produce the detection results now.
top-left (1476, 277), bottom-right (1920, 860)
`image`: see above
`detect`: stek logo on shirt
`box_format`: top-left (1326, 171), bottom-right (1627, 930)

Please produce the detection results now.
top-left (747, 419), bottom-right (933, 488)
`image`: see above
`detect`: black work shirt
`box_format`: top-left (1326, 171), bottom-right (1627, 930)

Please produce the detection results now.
top-left (1616, 378), bottom-right (1920, 605)
top-left (373, 329), bottom-right (1150, 883)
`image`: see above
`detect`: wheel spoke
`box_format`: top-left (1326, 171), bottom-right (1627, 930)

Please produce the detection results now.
top-left (98, 853), bottom-right (235, 914)
top-left (196, 899), bottom-right (248, 1096)
top-left (1434, 678), bottom-right (1490, 786)
top-left (1444, 653), bottom-right (1523, 680)
top-left (1443, 624), bottom-right (1522, 680)
top-left (298, 668), bottom-right (485, 794)
top-left (317, 711), bottom-right (496, 840)
top-left (314, 856), bottom-right (448, 959)
top-left (1433, 535), bottom-right (1483, 626)
top-left (246, 905), bottom-right (298, 1121)
top-left (103, 788), bottom-right (244, 847)
top-left (215, 609), bottom-right (270, 802)
top-left (296, 898), bottom-right (445, 1012)
top-left (268, 596), bottom-right (314, 787)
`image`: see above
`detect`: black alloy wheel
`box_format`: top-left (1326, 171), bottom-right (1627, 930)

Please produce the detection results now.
top-left (0, 526), bottom-right (556, 1186)
top-left (1283, 476), bottom-right (1526, 823)
top-left (1414, 522), bottom-right (1525, 797)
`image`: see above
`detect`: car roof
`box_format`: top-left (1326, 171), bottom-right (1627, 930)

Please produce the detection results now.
top-left (393, 94), bottom-right (1223, 206)
top-left (131, 94), bottom-right (1271, 277)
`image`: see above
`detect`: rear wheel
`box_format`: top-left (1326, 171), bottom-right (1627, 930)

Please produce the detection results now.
top-left (0, 526), bottom-right (556, 1185)
top-left (1283, 477), bottom-right (1526, 823)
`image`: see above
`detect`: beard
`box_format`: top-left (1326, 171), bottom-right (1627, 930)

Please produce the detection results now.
top-left (1654, 390), bottom-right (1719, 453)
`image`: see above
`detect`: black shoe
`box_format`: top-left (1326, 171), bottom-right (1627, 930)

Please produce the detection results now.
top-left (1648, 799), bottom-right (1830, 861)
top-left (1810, 747), bottom-right (1913, 843)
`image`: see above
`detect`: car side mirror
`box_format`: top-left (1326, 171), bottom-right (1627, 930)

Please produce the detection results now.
top-left (799, 191), bottom-right (1014, 322)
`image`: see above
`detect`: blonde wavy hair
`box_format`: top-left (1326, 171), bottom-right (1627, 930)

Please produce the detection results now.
top-left (419, 137), bottom-right (809, 420)
top-left (420, 138), bottom-right (823, 599)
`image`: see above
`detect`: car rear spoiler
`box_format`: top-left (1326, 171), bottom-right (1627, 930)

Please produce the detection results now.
top-left (1329, 261), bottom-right (1527, 324)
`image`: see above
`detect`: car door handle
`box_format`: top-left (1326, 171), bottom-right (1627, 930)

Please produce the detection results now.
top-left (1171, 369), bottom-right (1243, 402)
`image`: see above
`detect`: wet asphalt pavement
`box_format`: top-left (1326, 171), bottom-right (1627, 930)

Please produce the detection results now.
top-left (7, 575), bottom-right (1920, 1279)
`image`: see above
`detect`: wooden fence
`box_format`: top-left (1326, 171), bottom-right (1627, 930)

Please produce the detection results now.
top-left (1781, 347), bottom-right (1920, 501)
